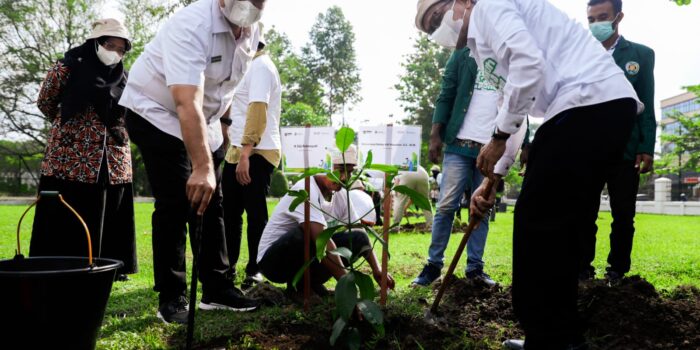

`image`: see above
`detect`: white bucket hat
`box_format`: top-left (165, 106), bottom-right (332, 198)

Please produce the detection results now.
top-left (331, 144), bottom-right (358, 166)
top-left (87, 18), bottom-right (132, 51)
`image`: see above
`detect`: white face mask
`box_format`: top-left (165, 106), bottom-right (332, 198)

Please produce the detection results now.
top-left (96, 43), bottom-right (122, 66)
top-left (430, 1), bottom-right (467, 49)
top-left (222, 0), bottom-right (263, 27)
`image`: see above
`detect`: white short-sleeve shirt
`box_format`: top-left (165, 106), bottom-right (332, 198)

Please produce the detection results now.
top-left (119, 0), bottom-right (260, 150)
top-left (229, 53), bottom-right (282, 151)
top-left (257, 177), bottom-right (327, 263)
top-left (466, 0), bottom-right (643, 134)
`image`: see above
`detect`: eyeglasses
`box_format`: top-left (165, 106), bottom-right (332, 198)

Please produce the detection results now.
top-left (101, 41), bottom-right (127, 56)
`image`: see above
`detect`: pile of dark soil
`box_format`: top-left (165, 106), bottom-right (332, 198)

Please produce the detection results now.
top-left (196, 277), bottom-right (700, 349)
top-left (579, 276), bottom-right (700, 350)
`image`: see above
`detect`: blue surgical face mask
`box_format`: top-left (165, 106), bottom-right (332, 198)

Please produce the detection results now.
top-left (589, 14), bottom-right (619, 42)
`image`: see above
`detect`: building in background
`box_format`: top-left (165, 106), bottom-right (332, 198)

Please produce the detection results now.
top-left (659, 92), bottom-right (700, 200)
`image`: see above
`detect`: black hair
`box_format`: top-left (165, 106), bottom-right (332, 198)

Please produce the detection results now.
top-left (588, 0), bottom-right (622, 14)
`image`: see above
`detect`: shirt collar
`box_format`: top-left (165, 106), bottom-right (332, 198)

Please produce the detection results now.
top-left (608, 36), bottom-right (622, 53)
top-left (212, 0), bottom-right (231, 34)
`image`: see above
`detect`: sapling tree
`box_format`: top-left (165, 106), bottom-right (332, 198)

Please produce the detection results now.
top-left (287, 126), bottom-right (431, 349)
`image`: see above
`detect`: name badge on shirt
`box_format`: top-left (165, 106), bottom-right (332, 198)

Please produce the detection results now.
top-left (211, 56), bottom-right (222, 63)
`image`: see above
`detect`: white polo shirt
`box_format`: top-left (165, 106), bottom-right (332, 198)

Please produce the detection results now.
top-left (257, 177), bottom-right (327, 263)
top-left (119, 0), bottom-right (260, 150)
top-left (322, 188), bottom-right (377, 226)
top-left (229, 53), bottom-right (282, 151)
top-left (466, 0), bottom-right (643, 135)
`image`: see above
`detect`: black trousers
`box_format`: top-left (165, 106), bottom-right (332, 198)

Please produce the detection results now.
top-left (222, 154), bottom-right (274, 276)
top-left (579, 160), bottom-right (640, 276)
top-left (258, 228), bottom-right (370, 286)
top-left (126, 112), bottom-right (232, 304)
top-left (512, 99), bottom-right (636, 349)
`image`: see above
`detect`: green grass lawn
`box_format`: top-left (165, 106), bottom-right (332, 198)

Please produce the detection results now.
top-left (1, 202), bottom-right (698, 349)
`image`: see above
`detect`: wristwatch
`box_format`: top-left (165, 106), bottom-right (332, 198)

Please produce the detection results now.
top-left (492, 128), bottom-right (510, 141)
top-left (220, 117), bottom-right (233, 126)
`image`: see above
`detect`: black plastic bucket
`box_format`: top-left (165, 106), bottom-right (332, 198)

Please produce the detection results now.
top-left (0, 191), bottom-right (123, 349)
top-left (0, 256), bottom-right (122, 349)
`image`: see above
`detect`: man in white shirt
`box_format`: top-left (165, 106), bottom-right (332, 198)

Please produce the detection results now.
top-left (416, 0), bottom-right (642, 348)
top-left (413, 0), bottom-right (527, 289)
top-left (257, 165), bottom-right (395, 295)
top-left (221, 33), bottom-right (282, 289)
top-left (119, 0), bottom-right (265, 324)
top-left (323, 145), bottom-right (379, 227)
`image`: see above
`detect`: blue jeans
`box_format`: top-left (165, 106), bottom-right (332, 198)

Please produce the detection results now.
top-left (427, 152), bottom-right (489, 272)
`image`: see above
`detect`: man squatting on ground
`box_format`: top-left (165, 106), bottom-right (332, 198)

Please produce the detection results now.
top-left (257, 146), bottom-right (395, 296)
top-left (222, 30), bottom-right (283, 289)
top-left (417, 0), bottom-right (644, 348)
top-left (413, 0), bottom-right (528, 289)
top-left (119, 0), bottom-right (266, 324)
top-left (579, 0), bottom-right (656, 283)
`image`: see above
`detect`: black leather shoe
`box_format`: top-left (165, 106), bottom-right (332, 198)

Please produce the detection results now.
top-left (157, 295), bottom-right (189, 324)
top-left (502, 339), bottom-right (524, 349)
top-left (502, 339), bottom-right (588, 350)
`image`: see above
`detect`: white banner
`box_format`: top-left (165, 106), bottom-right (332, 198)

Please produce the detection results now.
top-left (358, 125), bottom-right (422, 171)
top-left (281, 127), bottom-right (335, 170)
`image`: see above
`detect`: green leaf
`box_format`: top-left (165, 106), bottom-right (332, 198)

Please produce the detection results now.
top-left (347, 327), bottom-right (361, 350)
top-left (329, 247), bottom-right (353, 261)
top-left (298, 167), bottom-right (328, 179)
top-left (330, 317), bottom-right (347, 346)
top-left (349, 245), bottom-right (372, 265)
top-left (365, 226), bottom-right (388, 250)
top-left (335, 272), bottom-right (358, 321)
top-left (287, 189), bottom-right (309, 212)
top-left (354, 271), bottom-right (377, 300)
top-left (357, 300), bottom-right (384, 330)
top-left (291, 258), bottom-right (315, 289)
top-left (335, 126), bottom-right (356, 153)
top-left (393, 185), bottom-right (432, 211)
top-left (315, 225), bottom-right (344, 261)
top-left (369, 164), bottom-right (399, 174)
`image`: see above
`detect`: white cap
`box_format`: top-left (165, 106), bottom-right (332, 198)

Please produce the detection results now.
top-left (87, 18), bottom-right (131, 51)
top-left (331, 144), bottom-right (358, 166)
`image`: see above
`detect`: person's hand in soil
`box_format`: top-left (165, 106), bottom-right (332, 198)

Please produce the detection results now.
top-left (374, 271), bottom-right (396, 290)
top-left (470, 177), bottom-right (498, 223)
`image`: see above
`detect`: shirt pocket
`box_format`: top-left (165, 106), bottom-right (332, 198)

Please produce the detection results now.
top-left (204, 38), bottom-right (229, 82)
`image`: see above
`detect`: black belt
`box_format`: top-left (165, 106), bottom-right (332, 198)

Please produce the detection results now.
top-left (453, 139), bottom-right (484, 149)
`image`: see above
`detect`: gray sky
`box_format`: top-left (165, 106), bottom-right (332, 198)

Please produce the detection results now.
top-left (104, 0), bottom-right (700, 128)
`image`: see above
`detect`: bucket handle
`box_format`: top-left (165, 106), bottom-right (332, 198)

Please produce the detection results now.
top-left (16, 191), bottom-right (93, 266)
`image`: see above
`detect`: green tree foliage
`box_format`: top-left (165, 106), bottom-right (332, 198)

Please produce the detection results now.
top-left (0, 0), bottom-right (103, 146)
top-left (119, 0), bottom-right (173, 69)
top-left (672, 0), bottom-right (692, 5)
top-left (395, 34), bottom-right (452, 141)
top-left (266, 27), bottom-right (325, 114)
top-left (657, 117), bottom-right (700, 174)
top-left (0, 140), bottom-right (43, 195)
top-left (657, 85), bottom-right (699, 175)
top-left (279, 102), bottom-right (329, 127)
top-left (303, 6), bottom-right (362, 122)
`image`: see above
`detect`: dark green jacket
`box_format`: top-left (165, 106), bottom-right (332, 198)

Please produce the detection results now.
top-left (613, 36), bottom-right (656, 160)
top-left (432, 48), bottom-right (530, 158)
top-left (432, 48), bottom-right (479, 158)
